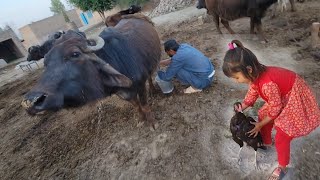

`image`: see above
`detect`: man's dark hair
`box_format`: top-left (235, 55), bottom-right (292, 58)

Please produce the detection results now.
top-left (164, 39), bottom-right (180, 52)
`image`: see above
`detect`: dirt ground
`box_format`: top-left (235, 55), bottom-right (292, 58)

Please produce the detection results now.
top-left (1, 1), bottom-right (320, 180)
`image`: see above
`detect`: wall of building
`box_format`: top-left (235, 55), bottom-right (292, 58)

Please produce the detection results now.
top-left (0, 27), bottom-right (27, 63)
top-left (19, 26), bottom-right (39, 48)
top-left (19, 7), bottom-right (122, 49)
top-left (19, 9), bottom-right (83, 48)
top-left (75, 7), bottom-right (121, 26)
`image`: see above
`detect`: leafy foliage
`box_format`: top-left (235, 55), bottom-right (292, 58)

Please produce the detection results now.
top-left (50, 0), bottom-right (70, 22)
top-left (68, 0), bottom-right (116, 20)
top-left (67, 0), bottom-right (149, 20)
top-left (68, 0), bottom-right (116, 12)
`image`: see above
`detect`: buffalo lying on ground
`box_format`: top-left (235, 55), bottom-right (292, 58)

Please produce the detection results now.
top-left (26, 31), bottom-right (67, 61)
top-left (196, 0), bottom-right (296, 42)
top-left (105, 5), bottom-right (142, 27)
top-left (22, 14), bottom-right (161, 130)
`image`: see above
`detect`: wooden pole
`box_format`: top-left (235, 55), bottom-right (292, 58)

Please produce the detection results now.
top-left (311, 22), bottom-right (320, 48)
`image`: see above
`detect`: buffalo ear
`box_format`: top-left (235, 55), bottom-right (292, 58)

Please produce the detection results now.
top-left (99, 63), bottom-right (132, 88)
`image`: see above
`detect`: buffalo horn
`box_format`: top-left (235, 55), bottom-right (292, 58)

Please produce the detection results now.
top-left (87, 36), bottom-right (105, 51)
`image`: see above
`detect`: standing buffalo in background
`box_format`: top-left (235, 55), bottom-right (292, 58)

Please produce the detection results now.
top-left (105, 5), bottom-right (142, 27)
top-left (22, 14), bottom-right (161, 130)
top-left (196, 0), bottom-right (296, 42)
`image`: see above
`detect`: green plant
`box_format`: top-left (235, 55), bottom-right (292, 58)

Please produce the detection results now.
top-left (67, 0), bottom-right (116, 21)
top-left (50, 0), bottom-right (71, 22)
top-left (67, 0), bottom-right (150, 20)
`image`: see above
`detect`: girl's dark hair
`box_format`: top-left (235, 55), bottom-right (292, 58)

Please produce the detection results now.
top-left (164, 39), bottom-right (180, 52)
top-left (222, 40), bottom-right (266, 81)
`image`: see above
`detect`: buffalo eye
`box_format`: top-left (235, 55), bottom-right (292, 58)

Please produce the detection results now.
top-left (71, 52), bottom-right (81, 58)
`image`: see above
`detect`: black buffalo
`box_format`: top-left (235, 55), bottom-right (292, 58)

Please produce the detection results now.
top-left (230, 102), bottom-right (266, 169)
top-left (26, 31), bottom-right (67, 61)
top-left (105, 5), bottom-right (142, 27)
top-left (196, 0), bottom-right (296, 42)
top-left (22, 14), bottom-right (161, 129)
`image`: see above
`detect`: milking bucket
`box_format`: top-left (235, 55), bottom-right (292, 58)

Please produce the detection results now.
top-left (155, 75), bottom-right (174, 94)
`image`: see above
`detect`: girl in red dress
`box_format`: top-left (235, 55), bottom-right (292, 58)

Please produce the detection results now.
top-left (223, 40), bottom-right (320, 180)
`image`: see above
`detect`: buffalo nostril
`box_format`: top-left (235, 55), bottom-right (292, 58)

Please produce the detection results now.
top-left (33, 94), bottom-right (47, 107)
top-left (24, 93), bottom-right (48, 107)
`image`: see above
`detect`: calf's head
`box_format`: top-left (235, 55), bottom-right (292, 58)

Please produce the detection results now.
top-left (22, 30), bottom-right (132, 115)
top-left (128, 5), bottom-right (142, 14)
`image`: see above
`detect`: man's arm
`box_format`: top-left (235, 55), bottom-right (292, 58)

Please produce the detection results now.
top-left (158, 56), bottom-right (184, 81)
top-left (159, 58), bottom-right (172, 67)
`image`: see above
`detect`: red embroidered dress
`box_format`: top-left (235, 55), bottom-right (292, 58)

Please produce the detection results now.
top-left (243, 66), bottom-right (320, 137)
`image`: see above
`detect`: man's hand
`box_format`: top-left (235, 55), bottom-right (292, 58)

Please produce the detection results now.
top-left (159, 58), bottom-right (172, 67)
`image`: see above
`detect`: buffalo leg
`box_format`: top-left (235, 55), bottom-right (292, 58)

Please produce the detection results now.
top-left (148, 77), bottom-right (156, 97)
top-left (254, 151), bottom-right (259, 170)
top-left (250, 17), bottom-right (255, 34)
top-left (253, 146), bottom-right (260, 170)
top-left (221, 19), bottom-right (236, 34)
top-left (254, 19), bottom-right (267, 42)
top-left (213, 13), bottom-right (223, 34)
top-left (138, 85), bottom-right (158, 131)
top-left (289, 0), bottom-right (296, 12)
top-left (129, 96), bottom-right (146, 127)
top-left (237, 147), bottom-right (243, 164)
top-left (232, 135), bottom-right (244, 164)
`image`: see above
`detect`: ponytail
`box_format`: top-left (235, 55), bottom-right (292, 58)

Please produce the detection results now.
top-left (223, 40), bottom-right (266, 81)
top-left (231, 40), bottom-right (245, 49)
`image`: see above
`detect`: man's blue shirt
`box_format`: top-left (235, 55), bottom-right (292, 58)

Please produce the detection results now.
top-left (158, 44), bottom-right (214, 81)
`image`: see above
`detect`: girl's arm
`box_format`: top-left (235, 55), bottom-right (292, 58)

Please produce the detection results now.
top-left (240, 102), bottom-right (250, 111)
top-left (248, 82), bottom-right (283, 137)
top-left (242, 84), bottom-right (259, 111)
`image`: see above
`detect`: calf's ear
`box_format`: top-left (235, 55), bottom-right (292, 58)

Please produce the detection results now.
top-left (99, 63), bottom-right (132, 88)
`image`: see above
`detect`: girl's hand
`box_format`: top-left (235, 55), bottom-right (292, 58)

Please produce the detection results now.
top-left (247, 122), bottom-right (263, 137)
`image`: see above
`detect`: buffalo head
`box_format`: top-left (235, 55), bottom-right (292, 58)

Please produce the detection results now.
top-left (27, 31), bottom-right (65, 61)
top-left (128, 5), bottom-right (142, 14)
top-left (197, 0), bottom-right (206, 9)
top-left (27, 45), bottom-right (42, 61)
top-left (22, 30), bottom-right (132, 115)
